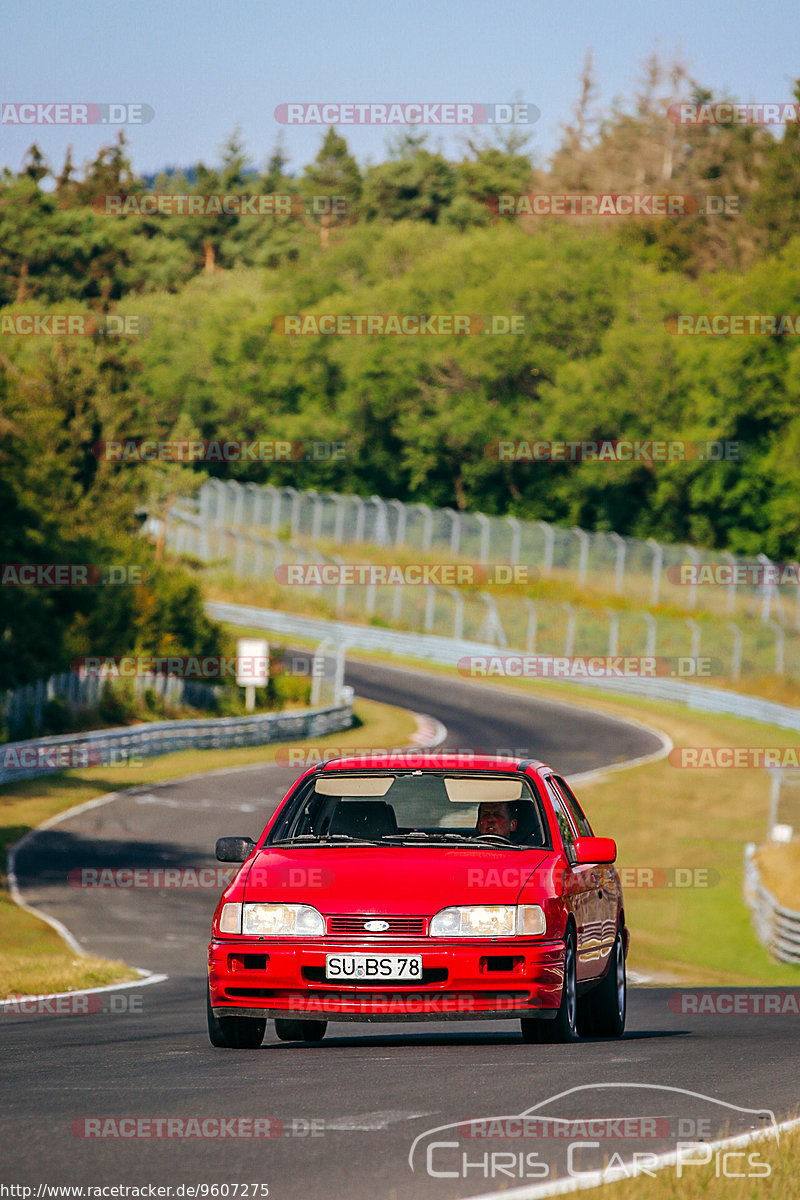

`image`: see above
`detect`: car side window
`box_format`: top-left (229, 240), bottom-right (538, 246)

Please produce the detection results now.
top-left (552, 776), bottom-right (593, 838)
top-left (544, 779), bottom-right (577, 863)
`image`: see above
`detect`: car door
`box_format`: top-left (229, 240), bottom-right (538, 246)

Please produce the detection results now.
top-left (552, 775), bottom-right (618, 978)
top-left (543, 777), bottom-right (601, 984)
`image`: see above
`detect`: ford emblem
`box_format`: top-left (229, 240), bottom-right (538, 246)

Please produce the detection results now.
top-left (364, 919), bottom-right (390, 932)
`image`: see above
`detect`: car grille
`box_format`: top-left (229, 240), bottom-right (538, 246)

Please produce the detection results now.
top-left (327, 915), bottom-right (427, 936)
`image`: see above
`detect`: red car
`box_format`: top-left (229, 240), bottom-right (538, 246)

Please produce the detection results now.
top-left (207, 753), bottom-right (628, 1047)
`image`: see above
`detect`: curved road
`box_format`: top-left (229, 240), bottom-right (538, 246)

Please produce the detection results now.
top-left (3, 660), bottom-right (798, 1199)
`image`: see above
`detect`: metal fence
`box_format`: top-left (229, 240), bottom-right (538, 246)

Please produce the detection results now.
top-left (205, 601), bottom-right (800, 734)
top-left (185, 478), bottom-right (800, 627)
top-left (164, 494), bottom-right (800, 680)
top-left (0, 694), bottom-right (354, 786)
top-left (743, 842), bottom-right (800, 965)
top-left (0, 670), bottom-right (216, 742)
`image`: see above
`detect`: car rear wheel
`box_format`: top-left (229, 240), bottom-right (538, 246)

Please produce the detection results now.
top-left (521, 926), bottom-right (579, 1044)
top-left (578, 928), bottom-right (626, 1038)
top-left (207, 982), bottom-right (266, 1048)
top-left (274, 1018), bottom-right (328, 1042)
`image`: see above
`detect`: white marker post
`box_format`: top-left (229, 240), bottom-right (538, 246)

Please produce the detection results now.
top-left (236, 638), bottom-right (269, 712)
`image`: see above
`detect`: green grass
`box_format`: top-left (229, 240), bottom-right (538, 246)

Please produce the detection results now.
top-left (582, 1120), bottom-right (800, 1200)
top-left (755, 843), bottom-right (800, 910)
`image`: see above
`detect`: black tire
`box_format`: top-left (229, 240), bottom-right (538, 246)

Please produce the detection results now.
top-left (521, 926), bottom-right (579, 1044)
top-left (274, 1018), bottom-right (328, 1042)
top-left (207, 982), bottom-right (266, 1048)
top-left (578, 928), bottom-right (626, 1038)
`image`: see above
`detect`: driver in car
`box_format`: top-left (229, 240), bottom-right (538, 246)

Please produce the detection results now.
top-left (476, 801), bottom-right (518, 839)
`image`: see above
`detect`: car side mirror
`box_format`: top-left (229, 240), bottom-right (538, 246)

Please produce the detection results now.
top-left (216, 836), bottom-right (256, 863)
top-left (574, 836), bottom-right (616, 865)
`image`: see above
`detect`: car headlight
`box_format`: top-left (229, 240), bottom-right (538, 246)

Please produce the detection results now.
top-left (242, 903), bottom-right (325, 937)
top-left (429, 904), bottom-right (546, 937)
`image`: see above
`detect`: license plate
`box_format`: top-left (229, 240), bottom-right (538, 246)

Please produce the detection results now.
top-left (325, 954), bottom-right (423, 982)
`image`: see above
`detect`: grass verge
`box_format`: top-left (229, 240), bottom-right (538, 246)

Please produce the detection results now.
top-left (583, 1120), bottom-right (800, 1199)
top-left (0, 697), bottom-right (418, 999)
top-left (755, 843), bottom-right (800, 910)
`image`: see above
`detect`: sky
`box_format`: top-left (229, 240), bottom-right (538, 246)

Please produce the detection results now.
top-left (1, 0), bottom-right (798, 180)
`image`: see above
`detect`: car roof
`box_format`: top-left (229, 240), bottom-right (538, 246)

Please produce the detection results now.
top-left (316, 752), bottom-right (556, 776)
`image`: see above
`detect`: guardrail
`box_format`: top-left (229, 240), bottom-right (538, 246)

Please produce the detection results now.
top-left (0, 695), bottom-right (354, 786)
top-left (743, 843), bottom-right (800, 964)
top-left (205, 601), bottom-right (800, 733)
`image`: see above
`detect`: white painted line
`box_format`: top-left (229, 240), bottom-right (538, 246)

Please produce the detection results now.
top-left (0, 972), bottom-right (168, 1010)
top-left (566, 715), bottom-right (673, 788)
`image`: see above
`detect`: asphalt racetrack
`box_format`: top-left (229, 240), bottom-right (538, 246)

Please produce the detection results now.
top-left (4, 659), bottom-right (799, 1199)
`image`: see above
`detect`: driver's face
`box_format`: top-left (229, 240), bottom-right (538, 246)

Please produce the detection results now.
top-left (477, 802), bottom-right (517, 838)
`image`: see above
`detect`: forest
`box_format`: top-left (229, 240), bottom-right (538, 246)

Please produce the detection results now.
top-left (1, 56), bottom-right (799, 686)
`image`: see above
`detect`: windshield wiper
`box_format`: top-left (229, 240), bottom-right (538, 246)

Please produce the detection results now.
top-left (272, 833), bottom-right (382, 846)
top-left (378, 832), bottom-right (525, 849)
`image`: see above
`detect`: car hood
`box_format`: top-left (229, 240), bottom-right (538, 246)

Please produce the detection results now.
top-left (243, 845), bottom-right (551, 912)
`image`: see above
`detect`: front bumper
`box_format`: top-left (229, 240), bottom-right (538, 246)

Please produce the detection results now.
top-left (208, 936), bottom-right (565, 1022)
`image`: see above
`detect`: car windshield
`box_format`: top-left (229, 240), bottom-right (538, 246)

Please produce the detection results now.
top-left (267, 771), bottom-right (549, 849)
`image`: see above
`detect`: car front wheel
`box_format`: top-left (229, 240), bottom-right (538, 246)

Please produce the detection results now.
top-left (578, 927), bottom-right (626, 1038)
top-left (521, 926), bottom-right (579, 1044)
top-left (207, 982), bottom-right (266, 1048)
